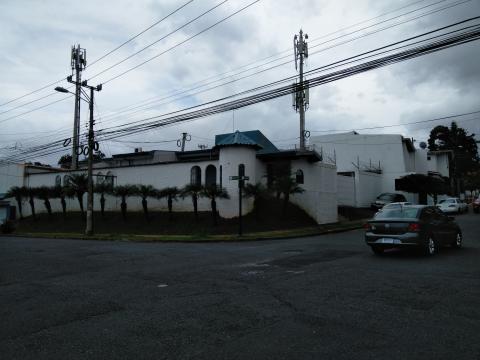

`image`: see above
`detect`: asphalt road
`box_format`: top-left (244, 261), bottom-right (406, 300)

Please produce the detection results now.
top-left (1, 213), bottom-right (479, 360)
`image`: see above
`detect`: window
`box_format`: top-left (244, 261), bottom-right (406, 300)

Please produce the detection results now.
top-left (97, 172), bottom-right (104, 185)
top-left (219, 165), bottom-right (223, 188)
top-left (55, 175), bottom-right (61, 187)
top-left (105, 171), bottom-right (114, 188)
top-left (190, 166), bottom-right (201, 186)
top-left (296, 169), bottom-right (304, 184)
top-left (238, 164), bottom-right (245, 176)
top-left (205, 165), bottom-right (217, 187)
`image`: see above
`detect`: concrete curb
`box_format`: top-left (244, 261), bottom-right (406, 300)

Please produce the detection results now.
top-left (1, 223), bottom-right (365, 243)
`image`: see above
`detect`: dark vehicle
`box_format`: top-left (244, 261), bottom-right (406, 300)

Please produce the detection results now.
top-left (364, 205), bottom-right (462, 256)
top-left (371, 193), bottom-right (407, 210)
top-left (473, 197), bottom-right (480, 214)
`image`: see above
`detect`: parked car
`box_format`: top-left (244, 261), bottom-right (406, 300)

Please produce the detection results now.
top-left (437, 197), bottom-right (468, 214)
top-left (381, 202), bottom-right (412, 210)
top-left (364, 205), bottom-right (462, 256)
top-left (371, 193), bottom-right (407, 210)
top-left (473, 197), bottom-right (480, 213)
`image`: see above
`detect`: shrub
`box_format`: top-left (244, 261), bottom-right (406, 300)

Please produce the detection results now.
top-left (0, 220), bottom-right (15, 234)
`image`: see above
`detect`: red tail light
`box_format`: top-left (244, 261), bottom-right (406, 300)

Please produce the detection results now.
top-left (364, 223), bottom-right (371, 231)
top-left (408, 223), bottom-right (421, 232)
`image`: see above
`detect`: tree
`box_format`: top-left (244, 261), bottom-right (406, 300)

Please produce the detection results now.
top-left (26, 187), bottom-right (37, 220)
top-left (395, 173), bottom-right (450, 205)
top-left (58, 154), bottom-right (72, 169)
top-left (52, 185), bottom-right (71, 218)
top-left (180, 184), bottom-right (203, 221)
top-left (6, 186), bottom-right (26, 219)
top-left (113, 185), bottom-right (137, 220)
top-left (201, 185), bottom-right (229, 225)
top-left (94, 182), bottom-right (112, 217)
top-left (428, 122), bottom-right (479, 177)
top-left (273, 175), bottom-right (305, 215)
top-left (136, 185), bottom-right (157, 220)
top-left (159, 187), bottom-right (179, 220)
top-left (243, 182), bottom-right (269, 219)
top-left (36, 186), bottom-right (54, 216)
top-left (67, 173), bottom-right (88, 214)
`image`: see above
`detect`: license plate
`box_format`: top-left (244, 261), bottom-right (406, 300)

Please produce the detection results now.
top-left (379, 238), bottom-right (394, 244)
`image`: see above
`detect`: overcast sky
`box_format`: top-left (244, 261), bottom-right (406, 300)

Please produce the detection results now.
top-left (0, 0), bottom-right (479, 164)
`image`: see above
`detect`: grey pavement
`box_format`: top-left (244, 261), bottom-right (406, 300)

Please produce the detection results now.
top-left (1, 213), bottom-right (479, 359)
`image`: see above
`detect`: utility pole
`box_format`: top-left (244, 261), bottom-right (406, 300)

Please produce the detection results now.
top-left (54, 77), bottom-right (102, 236)
top-left (83, 80), bottom-right (102, 236)
top-left (293, 30), bottom-right (309, 150)
top-left (67, 45), bottom-right (86, 170)
top-left (177, 132), bottom-right (191, 152)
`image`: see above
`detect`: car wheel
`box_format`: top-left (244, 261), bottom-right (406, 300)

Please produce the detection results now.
top-left (371, 246), bottom-right (384, 256)
top-left (474, 208), bottom-right (479, 214)
top-left (452, 232), bottom-right (462, 249)
top-left (424, 236), bottom-right (437, 256)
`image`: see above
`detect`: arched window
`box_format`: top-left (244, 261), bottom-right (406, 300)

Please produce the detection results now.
top-left (190, 166), bottom-right (201, 186)
top-left (63, 175), bottom-right (71, 186)
top-left (105, 171), bottom-right (114, 189)
top-left (55, 175), bottom-right (61, 187)
top-left (205, 165), bottom-right (217, 187)
top-left (296, 169), bottom-right (304, 184)
top-left (96, 172), bottom-right (104, 185)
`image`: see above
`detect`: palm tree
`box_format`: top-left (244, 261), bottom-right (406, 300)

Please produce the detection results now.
top-left (273, 175), bottom-right (305, 215)
top-left (26, 187), bottom-right (37, 220)
top-left (67, 173), bottom-right (88, 214)
top-left (94, 182), bottom-right (112, 217)
top-left (201, 185), bottom-right (229, 225)
top-left (159, 187), bottom-right (179, 220)
top-left (243, 182), bottom-right (269, 219)
top-left (180, 184), bottom-right (203, 221)
top-left (36, 186), bottom-right (54, 216)
top-left (6, 186), bottom-right (26, 219)
top-left (136, 185), bottom-right (157, 220)
top-left (52, 185), bottom-right (72, 218)
top-left (113, 185), bottom-right (137, 220)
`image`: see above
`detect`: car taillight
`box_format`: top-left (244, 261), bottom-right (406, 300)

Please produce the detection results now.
top-left (364, 223), bottom-right (371, 231)
top-left (408, 223), bottom-right (421, 232)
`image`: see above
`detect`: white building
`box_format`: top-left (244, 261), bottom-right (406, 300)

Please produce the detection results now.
top-left (3, 130), bottom-right (338, 224)
top-left (310, 131), bottom-right (449, 207)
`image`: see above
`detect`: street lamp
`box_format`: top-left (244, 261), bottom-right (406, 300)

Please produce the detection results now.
top-left (55, 81), bottom-right (102, 236)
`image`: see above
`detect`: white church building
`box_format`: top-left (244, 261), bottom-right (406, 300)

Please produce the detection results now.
top-left (1, 130), bottom-right (338, 224)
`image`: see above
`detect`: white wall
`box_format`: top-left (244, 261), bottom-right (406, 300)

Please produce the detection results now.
top-left (355, 171), bottom-right (383, 208)
top-left (290, 160), bottom-right (338, 224)
top-left (337, 174), bottom-right (355, 206)
top-left (218, 146), bottom-right (256, 218)
top-left (0, 163), bottom-right (25, 194)
top-left (12, 147), bottom-right (339, 225)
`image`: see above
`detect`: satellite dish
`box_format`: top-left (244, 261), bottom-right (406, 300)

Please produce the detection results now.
top-left (419, 141), bottom-right (427, 149)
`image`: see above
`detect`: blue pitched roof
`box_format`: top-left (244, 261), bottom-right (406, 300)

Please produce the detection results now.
top-left (215, 130), bottom-right (279, 154)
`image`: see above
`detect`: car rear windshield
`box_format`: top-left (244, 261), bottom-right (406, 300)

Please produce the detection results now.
top-left (374, 207), bottom-right (420, 219)
top-left (378, 194), bottom-right (394, 200)
top-left (439, 199), bottom-right (455, 204)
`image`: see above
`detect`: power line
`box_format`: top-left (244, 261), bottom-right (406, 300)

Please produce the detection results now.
top-left (2, 18), bottom-right (479, 163)
top-left (101, 0), bottom-right (261, 85)
top-left (92, 0), bottom-right (470, 127)
top-left (95, 19), bottom-right (480, 137)
top-left (87, 0), bottom-right (229, 81)
top-left (310, 111), bottom-right (480, 133)
top-left (87, 0), bottom-right (195, 68)
top-left (0, 0), bottom-right (464, 126)
top-left (0, 1), bottom-right (195, 109)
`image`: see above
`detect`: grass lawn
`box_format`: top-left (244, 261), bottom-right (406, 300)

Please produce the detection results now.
top-left (12, 198), bottom-right (321, 236)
